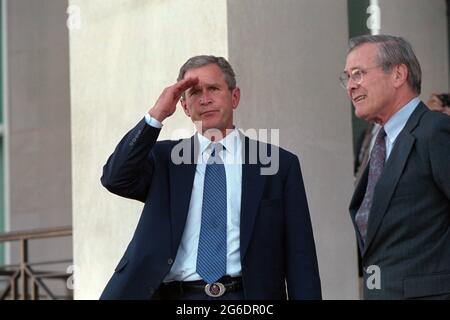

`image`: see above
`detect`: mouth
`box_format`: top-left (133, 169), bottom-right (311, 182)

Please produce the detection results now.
top-left (352, 95), bottom-right (367, 103)
top-left (201, 110), bottom-right (219, 116)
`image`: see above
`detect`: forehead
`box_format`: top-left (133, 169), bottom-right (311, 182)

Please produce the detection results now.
top-left (183, 63), bottom-right (226, 84)
top-left (345, 43), bottom-right (379, 70)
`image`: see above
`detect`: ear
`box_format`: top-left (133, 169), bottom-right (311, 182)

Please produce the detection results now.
top-left (392, 64), bottom-right (408, 89)
top-left (231, 87), bottom-right (241, 110)
top-left (180, 97), bottom-right (191, 117)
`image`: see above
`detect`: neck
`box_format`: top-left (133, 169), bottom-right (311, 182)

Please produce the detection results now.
top-left (199, 127), bottom-right (235, 141)
top-left (376, 90), bottom-right (418, 125)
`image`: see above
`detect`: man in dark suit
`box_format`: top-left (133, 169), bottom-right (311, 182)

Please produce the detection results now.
top-left (340, 35), bottom-right (450, 299)
top-left (100, 55), bottom-right (321, 300)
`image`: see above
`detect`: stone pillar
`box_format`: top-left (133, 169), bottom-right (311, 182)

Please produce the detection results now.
top-left (228, 0), bottom-right (358, 300)
top-left (6, 0), bottom-right (72, 269)
top-left (379, 0), bottom-right (449, 101)
top-left (69, 0), bottom-right (228, 299)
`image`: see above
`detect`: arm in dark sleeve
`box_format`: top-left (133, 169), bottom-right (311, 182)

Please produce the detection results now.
top-left (101, 118), bottom-right (161, 202)
top-left (429, 114), bottom-right (450, 200)
top-left (284, 155), bottom-right (322, 299)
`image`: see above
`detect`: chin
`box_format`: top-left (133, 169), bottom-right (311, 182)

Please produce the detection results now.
top-left (205, 116), bottom-right (223, 127)
top-left (354, 106), bottom-right (369, 120)
top-left (201, 123), bottom-right (222, 134)
top-left (354, 108), bottom-right (364, 119)
top-left (202, 121), bottom-right (219, 130)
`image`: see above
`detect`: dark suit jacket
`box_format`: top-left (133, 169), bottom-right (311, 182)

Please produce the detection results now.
top-left (350, 103), bottom-right (450, 299)
top-left (99, 118), bottom-right (322, 300)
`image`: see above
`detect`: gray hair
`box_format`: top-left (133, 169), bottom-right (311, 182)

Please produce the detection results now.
top-left (177, 55), bottom-right (236, 90)
top-left (348, 35), bottom-right (422, 94)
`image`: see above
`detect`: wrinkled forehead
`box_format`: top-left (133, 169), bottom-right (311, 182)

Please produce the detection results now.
top-left (345, 43), bottom-right (379, 71)
top-left (183, 64), bottom-right (226, 81)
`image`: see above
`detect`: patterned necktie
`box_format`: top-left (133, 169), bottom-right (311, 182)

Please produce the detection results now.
top-left (196, 143), bottom-right (227, 284)
top-left (355, 128), bottom-right (386, 244)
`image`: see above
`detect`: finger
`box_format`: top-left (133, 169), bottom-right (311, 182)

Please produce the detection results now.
top-left (431, 96), bottom-right (443, 105)
top-left (173, 77), bottom-right (199, 97)
top-left (427, 97), bottom-right (443, 110)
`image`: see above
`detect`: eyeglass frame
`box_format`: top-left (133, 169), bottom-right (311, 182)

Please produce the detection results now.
top-left (339, 65), bottom-right (382, 89)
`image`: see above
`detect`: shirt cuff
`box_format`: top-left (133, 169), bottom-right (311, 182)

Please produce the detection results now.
top-left (144, 113), bottom-right (163, 128)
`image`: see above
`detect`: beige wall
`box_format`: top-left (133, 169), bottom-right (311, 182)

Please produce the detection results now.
top-left (7, 0), bottom-right (72, 265)
top-left (69, 0), bottom-right (228, 299)
top-left (380, 0), bottom-right (449, 100)
top-left (228, 0), bottom-right (359, 300)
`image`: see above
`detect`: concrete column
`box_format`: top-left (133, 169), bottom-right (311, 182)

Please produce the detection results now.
top-left (69, 0), bottom-right (228, 299)
top-left (379, 0), bottom-right (449, 100)
top-left (6, 0), bottom-right (72, 267)
top-left (228, 0), bottom-right (358, 300)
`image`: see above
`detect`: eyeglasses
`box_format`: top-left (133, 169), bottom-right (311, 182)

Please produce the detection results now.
top-left (339, 66), bottom-right (381, 89)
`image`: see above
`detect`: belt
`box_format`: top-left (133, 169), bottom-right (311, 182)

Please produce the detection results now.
top-left (161, 276), bottom-right (242, 298)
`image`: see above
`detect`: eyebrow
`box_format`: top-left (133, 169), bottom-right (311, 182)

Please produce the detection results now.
top-left (187, 82), bottom-right (222, 93)
top-left (343, 66), bottom-right (362, 74)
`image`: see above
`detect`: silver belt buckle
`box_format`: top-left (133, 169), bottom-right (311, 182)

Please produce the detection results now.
top-left (205, 282), bottom-right (226, 297)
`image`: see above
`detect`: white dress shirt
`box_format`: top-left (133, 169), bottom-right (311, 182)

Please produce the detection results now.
top-left (143, 114), bottom-right (243, 281)
top-left (383, 97), bottom-right (420, 159)
top-left (165, 129), bottom-right (243, 281)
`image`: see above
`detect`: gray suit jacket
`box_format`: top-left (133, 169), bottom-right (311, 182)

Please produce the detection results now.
top-left (350, 102), bottom-right (450, 299)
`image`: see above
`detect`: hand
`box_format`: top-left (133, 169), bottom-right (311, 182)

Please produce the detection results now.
top-left (149, 77), bottom-right (199, 122)
top-left (426, 93), bottom-right (445, 112)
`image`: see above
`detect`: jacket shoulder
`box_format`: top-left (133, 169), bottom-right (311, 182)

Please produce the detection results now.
top-left (151, 138), bottom-right (186, 154)
top-left (412, 108), bottom-right (450, 140)
top-left (246, 137), bottom-right (299, 166)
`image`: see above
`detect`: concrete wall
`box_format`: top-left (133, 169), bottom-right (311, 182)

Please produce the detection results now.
top-left (228, 0), bottom-right (358, 300)
top-left (69, 0), bottom-right (228, 299)
top-left (379, 0), bottom-right (449, 99)
top-left (6, 0), bottom-right (72, 267)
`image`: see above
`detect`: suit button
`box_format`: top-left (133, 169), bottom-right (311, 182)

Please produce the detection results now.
top-left (167, 258), bottom-right (173, 265)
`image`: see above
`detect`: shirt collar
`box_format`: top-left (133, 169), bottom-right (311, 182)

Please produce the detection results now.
top-left (384, 96), bottom-right (420, 145)
top-left (197, 128), bottom-right (242, 157)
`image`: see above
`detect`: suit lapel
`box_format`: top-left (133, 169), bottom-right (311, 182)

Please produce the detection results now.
top-left (350, 164), bottom-right (369, 218)
top-left (240, 136), bottom-right (266, 261)
top-left (362, 103), bottom-right (427, 256)
top-left (168, 133), bottom-right (268, 260)
top-left (362, 134), bottom-right (414, 255)
top-left (169, 135), bottom-right (198, 254)
top-left (350, 164), bottom-right (369, 251)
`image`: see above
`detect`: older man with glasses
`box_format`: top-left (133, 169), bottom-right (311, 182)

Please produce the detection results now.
top-left (340, 34), bottom-right (450, 300)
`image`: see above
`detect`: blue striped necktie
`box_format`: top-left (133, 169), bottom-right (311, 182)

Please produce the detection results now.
top-left (196, 143), bottom-right (227, 284)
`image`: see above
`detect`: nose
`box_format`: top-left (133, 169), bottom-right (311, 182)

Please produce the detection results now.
top-left (347, 78), bottom-right (358, 96)
top-left (199, 89), bottom-right (212, 105)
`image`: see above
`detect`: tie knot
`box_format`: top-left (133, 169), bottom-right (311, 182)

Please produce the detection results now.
top-left (377, 127), bottom-right (386, 139)
top-left (209, 143), bottom-right (225, 158)
top-left (373, 127), bottom-right (386, 149)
